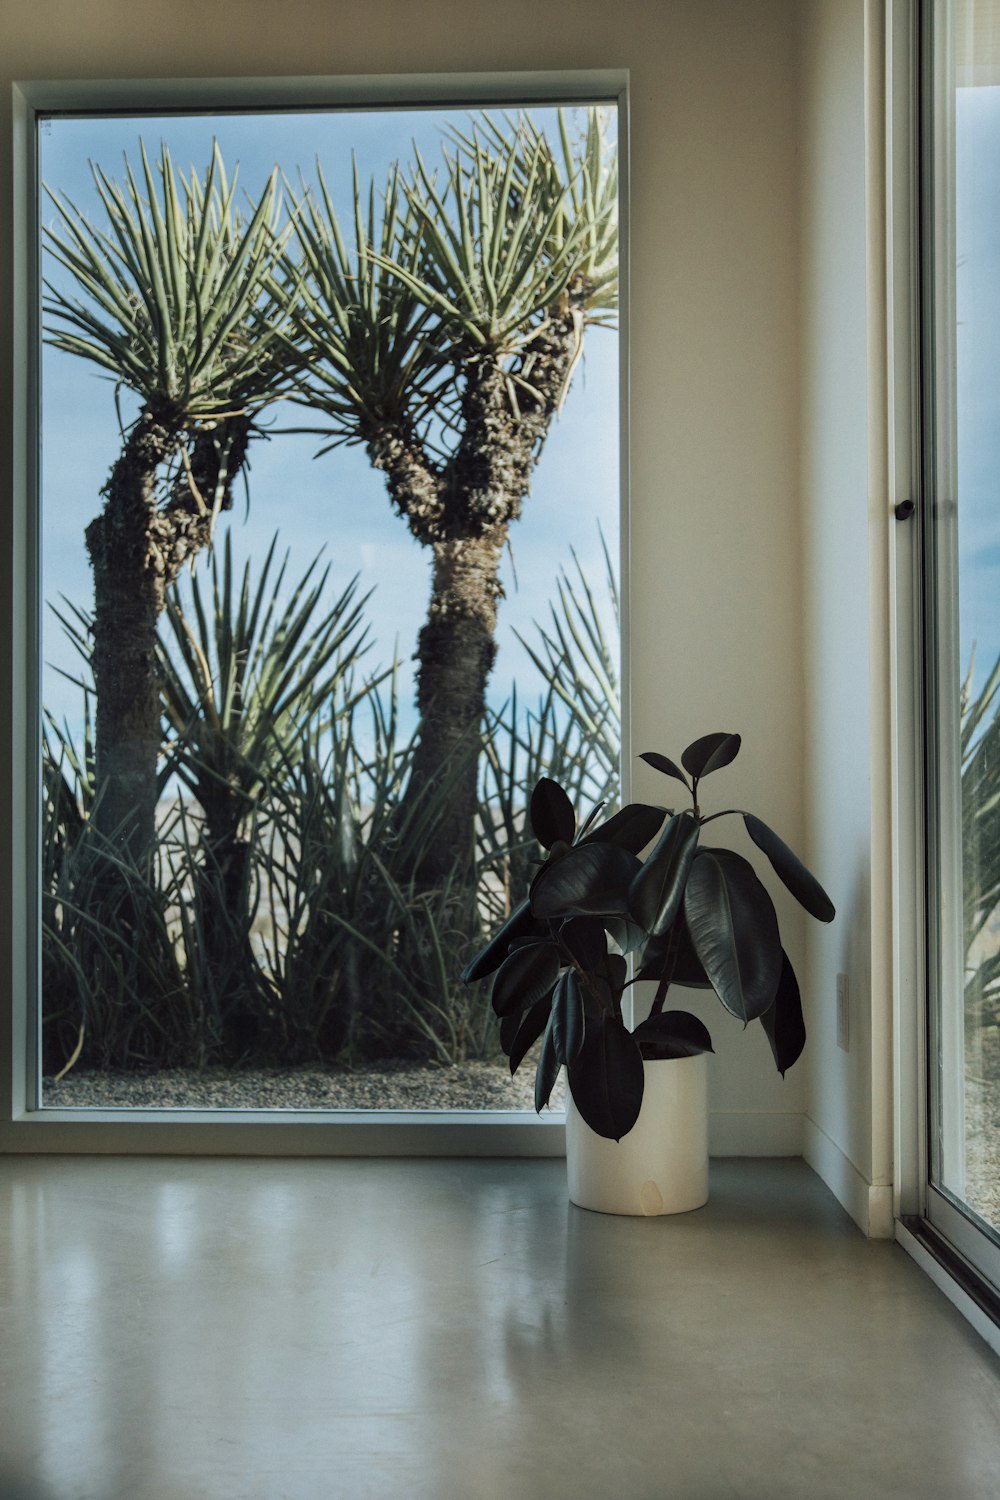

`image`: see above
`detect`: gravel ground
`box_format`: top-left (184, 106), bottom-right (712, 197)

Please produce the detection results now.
top-left (41, 1059), bottom-right (566, 1113)
top-left (964, 1029), bottom-right (1000, 1229)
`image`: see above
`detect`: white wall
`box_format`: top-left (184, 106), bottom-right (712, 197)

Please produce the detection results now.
top-left (798, 0), bottom-right (895, 1236)
top-left (624, 4), bottom-right (805, 1153)
top-left (0, 0), bottom-right (876, 1164)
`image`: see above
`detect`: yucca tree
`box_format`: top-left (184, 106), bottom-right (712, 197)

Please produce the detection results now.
top-left (44, 142), bottom-right (300, 855)
top-left (157, 533), bottom-right (373, 1049)
top-left (960, 651), bottom-right (1000, 1029)
top-left (285, 108), bottom-right (618, 886)
top-left (478, 535), bottom-right (621, 936)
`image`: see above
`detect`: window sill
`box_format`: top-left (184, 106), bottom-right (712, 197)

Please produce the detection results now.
top-left (0, 1106), bottom-right (566, 1157)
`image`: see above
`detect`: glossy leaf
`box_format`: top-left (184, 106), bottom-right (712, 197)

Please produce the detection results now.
top-left (507, 994), bottom-right (556, 1073)
top-left (743, 813), bottom-right (836, 923)
top-left (461, 899), bottom-right (543, 982)
top-left (681, 732), bottom-right (741, 780)
top-left (534, 1008), bottom-right (562, 1112)
top-left (567, 1014), bottom-right (645, 1140)
top-left (499, 1006), bottom-right (523, 1057)
top-left (631, 1008), bottom-right (714, 1060)
top-left (605, 915), bottom-right (648, 956)
top-left (582, 953), bottom-right (629, 1024)
top-left (639, 750), bottom-right (690, 789)
top-left (602, 951), bottom-right (629, 1001)
top-left (531, 842), bottom-right (640, 920)
top-left (758, 950), bottom-right (806, 1075)
top-left (581, 801), bottom-right (666, 854)
top-left (683, 848), bottom-right (782, 1023)
top-left (628, 811), bottom-right (700, 936)
top-left (530, 777), bottom-right (576, 849)
top-left (635, 913), bottom-right (712, 988)
top-left (560, 916), bottom-right (607, 972)
top-left (491, 942), bottom-right (561, 1018)
top-left (552, 969), bottom-right (586, 1065)
top-left (577, 799), bottom-right (606, 840)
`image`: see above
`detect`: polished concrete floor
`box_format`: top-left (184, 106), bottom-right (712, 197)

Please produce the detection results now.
top-left (1, 1156), bottom-right (999, 1500)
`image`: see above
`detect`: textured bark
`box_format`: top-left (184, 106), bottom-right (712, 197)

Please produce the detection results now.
top-left (365, 292), bottom-right (589, 887)
top-left (403, 531), bottom-right (506, 886)
top-left (196, 799), bottom-right (267, 1060)
top-left (85, 414), bottom-right (253, 858)
top-left (86, 417), bottom-right (174, 855)
top-left (156, 415), bottom-right (253, 582)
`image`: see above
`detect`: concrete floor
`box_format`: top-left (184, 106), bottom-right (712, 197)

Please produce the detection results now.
top-left (1, 1157), bottom-right (998, 1500)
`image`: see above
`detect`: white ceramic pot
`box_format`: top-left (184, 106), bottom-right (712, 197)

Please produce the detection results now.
top-left (565, 1053), bottom-right (709, 1216)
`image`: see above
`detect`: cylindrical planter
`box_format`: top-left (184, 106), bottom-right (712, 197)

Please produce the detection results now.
top-left (565, 1053), bottom-right (709, 1216)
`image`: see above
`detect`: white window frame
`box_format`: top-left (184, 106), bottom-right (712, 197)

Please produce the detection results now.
top-left (887, 0), bottom-right (1000, 1354)
top-left (1, 69), bottom-right (630, 1157)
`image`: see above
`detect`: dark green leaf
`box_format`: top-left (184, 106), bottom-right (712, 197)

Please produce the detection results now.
top-left (567, 1014), bottom-right (645, 1140)
top-left (530, 777), bottom-right (576, 849)
top-left (628, 811), bottom-right (700, 935)
top-left (578, 799), bottom-right (606, 839)
top-left (605, 916), bottom-right (648, 956)
top-left (759, 950), bottom-right (806, 1075)
top-left (682, 732), bottom-right (741, 780)
top-left (552, 969), bottom-right (586, 1065)
top-left (531, 842), bottom-right (641, 920)
top-left (635, 912), bottom-right (712, 987)
top-left (499, 1007), bottom-right (523, 1057)
top-left (490, 942), bottom-right (561, 1018)
top-left (507, 994), bottom-right (555, 1072)
top-left (632, 1008), bottom-right (714, 1060)
top-left (639, 750), bottom-right (690, 789)
top-left (560, 916), bottom-right (606, 972)
top-left (603, 952), bottom-right (629, 995)
top-left (581, 801), bottom-right (667, 854)
top-left (743, 813), bottom-right (836, 923)
top-left (534, 1008), bottom-right (562, 1112)
top-left (684, 848), bottom-right (783, 1023)
top-left (461, 899), bottom-right (544, 982)
top-left (528, 843), bottom-right (570, 904)
top-left (583, 952), bottom-right (629, 1023)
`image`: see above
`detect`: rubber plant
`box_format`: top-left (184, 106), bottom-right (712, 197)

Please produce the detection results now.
top-left (462, 732), bottom-right (835, 1141)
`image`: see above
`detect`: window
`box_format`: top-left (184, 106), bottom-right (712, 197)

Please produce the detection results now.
top-left (919, 0), bottom-right (1000, 1303)
top-left (7, 74), bottom-right (626, 1149)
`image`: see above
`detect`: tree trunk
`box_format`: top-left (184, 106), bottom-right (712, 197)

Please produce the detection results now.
top-left (196, 797), bottom-right (268, 1061)
top-left (85, 416), bottom-right (174, 857)
top-left (86, 414), bottom-right (253, 859)
top-left (403, 530), bottom-right (506, 887)
top-left (382, 320), bottom-right (584, 888)
top-left (355, 301), bottom-right (591, 1041)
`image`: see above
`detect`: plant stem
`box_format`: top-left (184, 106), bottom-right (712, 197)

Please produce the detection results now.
top-left (650, 922), bottom-right (683, 1018)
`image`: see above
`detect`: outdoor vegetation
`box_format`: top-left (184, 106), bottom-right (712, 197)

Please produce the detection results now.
top-left (39, 107), bottom-right (621, 1081)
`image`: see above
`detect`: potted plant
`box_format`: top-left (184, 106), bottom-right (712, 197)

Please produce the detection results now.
top-left (462, 732), bottom-right (835, 1215)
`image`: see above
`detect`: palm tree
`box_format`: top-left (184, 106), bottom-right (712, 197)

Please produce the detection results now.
top-left (285, 108), bottom-right (618, 886)
top-left (43, 143), bottom-right (299, 856)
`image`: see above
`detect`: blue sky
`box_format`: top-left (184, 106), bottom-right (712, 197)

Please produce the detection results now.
top-left (956, 86), bottom-right (1000, 700)
top-left (38, 104), bottom-right (620, 743)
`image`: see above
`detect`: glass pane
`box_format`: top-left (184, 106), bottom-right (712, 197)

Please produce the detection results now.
top-left (36, 102), bottom-right (619, 1113)
top-left (928, 4), bottom-right (1000, 1240)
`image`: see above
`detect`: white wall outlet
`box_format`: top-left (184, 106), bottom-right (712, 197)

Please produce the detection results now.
top-left (836, 973), bottom-right (850, 1051)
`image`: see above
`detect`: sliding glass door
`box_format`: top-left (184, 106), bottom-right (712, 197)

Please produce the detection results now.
top-left (922, 0), bottom-right (1000, 1291)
